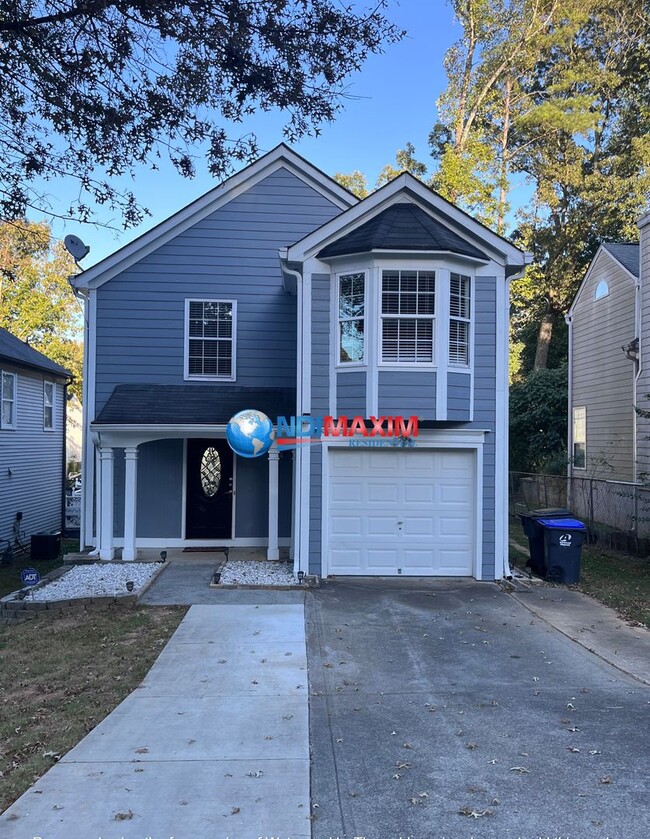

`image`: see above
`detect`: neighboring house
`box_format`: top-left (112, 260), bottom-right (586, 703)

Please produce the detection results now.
top-left (0, 328), bottom-right (71, 547)
top-left (72, 145), bottom-right (528, 580)
top-left (567, 213), bottom-right (650, 483)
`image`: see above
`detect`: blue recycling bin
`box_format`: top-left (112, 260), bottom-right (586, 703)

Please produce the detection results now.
top-left (520, 507), bottom-right (573, 575)
top-left (537, 517), bottom-right (586, 584)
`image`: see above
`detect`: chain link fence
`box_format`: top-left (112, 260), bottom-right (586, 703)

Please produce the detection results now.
top-left (509, 472), bottom-right (650, 556)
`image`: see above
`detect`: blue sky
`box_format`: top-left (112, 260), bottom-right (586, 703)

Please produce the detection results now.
top-left (43, 1), bottom-right (460, 267)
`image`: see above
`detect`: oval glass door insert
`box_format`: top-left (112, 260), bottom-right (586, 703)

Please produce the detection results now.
top-left (200, 446), bottom-right (222, 497)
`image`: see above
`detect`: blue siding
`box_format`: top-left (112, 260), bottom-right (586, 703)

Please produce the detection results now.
top-left (311, 274), bottom-right (330, 416)
top-left (447, 371), bottom-right (471, 420)
top-left (469, 277), bottom-right (497, 578)
top-left (137, 439), bottom-right (183, 538)
top-left (337, 371), bottom-right (366, 416)
top-left (95, 169), bottom-right (341, 415)
top-left (0, 365), bottom-right (66, 544)
top-left (309, 446), bottom-right (322, 575)
top-left (378, 370), bottom-right (436, 418)
top-left (234, 450), bottom-right (292, 539)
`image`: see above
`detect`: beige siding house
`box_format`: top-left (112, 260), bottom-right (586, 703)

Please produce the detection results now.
top-left (567, 214), bottom-right (650, 483)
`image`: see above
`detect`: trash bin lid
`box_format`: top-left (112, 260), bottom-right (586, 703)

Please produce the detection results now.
top-left (538, 518), bottom-right (585, 530)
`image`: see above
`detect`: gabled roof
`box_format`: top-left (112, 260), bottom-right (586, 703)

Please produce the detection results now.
top-left (94, 384), bottom-right (295, 425)
top-left (0, 328), bottom-right (71, 378)
top-left (317, 203), bottom-right (488, 260)
top-left (602, 243), bottom-right (639, 278)
top-left (72, 144), bottom-right (358, 290)
top-left (287, 172), bottom-right (527, 268)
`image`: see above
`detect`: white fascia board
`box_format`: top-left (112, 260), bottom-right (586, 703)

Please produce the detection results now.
top-left (287, 173), bottom-right (526, 266)
top-left (72, 145), bottom-right (356, 291)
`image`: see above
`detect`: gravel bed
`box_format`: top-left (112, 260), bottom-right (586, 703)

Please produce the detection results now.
top-left (26, 563), bottom-right (160, 601)
top-left (219, 560), bottom-right (296, 586)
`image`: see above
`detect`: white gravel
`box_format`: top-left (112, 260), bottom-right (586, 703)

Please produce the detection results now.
top-left (27, 563), bottom-right (160, 601)
top-left (219, 560), bottom-right (297, 586)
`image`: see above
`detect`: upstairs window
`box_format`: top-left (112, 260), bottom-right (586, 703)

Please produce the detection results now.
top-left (44, 381), bottom-right (54, 430)
top-left (1, 371), bottom-right (16, 429)
top-left (338, 272), bottom-right (365, 364)
top-left (594, 280), bottom-right (609, 301)
top-left (185, 300), bottom-right (236, 380)
top-left (381, 270), bottom-right (435, 364)
top-left (449, 272), bottom-right (471, 365)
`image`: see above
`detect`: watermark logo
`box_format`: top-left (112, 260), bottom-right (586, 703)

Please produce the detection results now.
top-left (226, 409), bottom-right (275, 458)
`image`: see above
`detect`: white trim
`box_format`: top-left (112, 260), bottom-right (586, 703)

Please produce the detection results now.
top-left (494, 274), bottom-right (508, 580)
top-left (0, 370), bottom-right (17, 430)
top-left (72, 146), bottom-right (356, 290)
top-left (377, 267), bottom-right (437, 368)
top-left (572, 406), bottom-right (587, 471)
top-left (287, 175), bottom-right (526, 266)
top-left (183, 298), bottom-right (237, 382)
top-left (320, 430), bottom-right (486, 580)
top-left (366, 267), bottom-right (379, 417)
top-left (303, 272), bottom-right (312, 415)
top-left (267, 446), bottom-right (280, 560)
top-left (299, 428), bottom-right (311, 574)
top-left (435, 268), bottom-right (449, 418)
top-left (122, 446), bottom-right (138, 561)
top-left (99, 446), bottom-right (114, 560)
top-left (329, 272), bottom-right (337, 416)
top-left (43, 379), bottom-right (55, 431)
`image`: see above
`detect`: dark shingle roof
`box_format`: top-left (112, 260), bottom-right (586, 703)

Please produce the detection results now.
top-left (95, 385), bottom-right (296, 425)
top-left (317, 202), bottom-right (488, 260)
top-left (0, 328), bottom-right (71, 377)
top-left (602, 243), bottom-right (639, 278)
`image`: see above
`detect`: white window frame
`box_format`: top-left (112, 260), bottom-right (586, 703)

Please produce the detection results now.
top-left (43, 380), bottom-right (55, 431)
top-left (572, 406), bottom-right (586, 470)
top-left (336, 270), bottom-right (366, 367)
top-left (184, 298), bottom-right (237, 382)
top-left (1, 371), bottom-right (17, 430)
top-left (378, 268), bottom-right (436, 368)
top-left (449, 272), bottom-right (472, 367)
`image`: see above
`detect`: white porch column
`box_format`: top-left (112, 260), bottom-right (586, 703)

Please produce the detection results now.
top-left (99, 447), bottom-right (115, 561)
top-left (267, 446), bottom-right (280, 561)
top-left (122, 446), bottom-right (139, 561)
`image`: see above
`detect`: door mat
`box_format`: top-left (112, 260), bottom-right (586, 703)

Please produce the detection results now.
top-left (182, 547), bottom-right (229, 554)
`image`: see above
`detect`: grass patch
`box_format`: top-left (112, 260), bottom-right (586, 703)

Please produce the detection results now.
top-left (0, 538), bottom-right (79, 599)
top-left (509, 517), bottom-right (650, 629)
top-left (0, 604), bottom-right (186, 813)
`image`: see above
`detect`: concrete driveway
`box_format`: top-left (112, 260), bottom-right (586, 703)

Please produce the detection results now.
top-left (306, 578), bottom-right (649, 839)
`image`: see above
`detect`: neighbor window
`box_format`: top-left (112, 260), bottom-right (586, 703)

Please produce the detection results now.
top-left (1, 371), bottom-right (16, 429)
top-left (573, 406), bottom-right (586, 469)
top-left (338, 272), bottom-right (365, 364)
top-left (44, 381), bottom-right (54, 430)
top-left (449, 272), bottom-right (471, 365)
top-left (381, 270), bottom-right (435, 363)
top-left (185, 300), bottom-right (236, 380)
top-left (594, 280), bottom-right (609, 301)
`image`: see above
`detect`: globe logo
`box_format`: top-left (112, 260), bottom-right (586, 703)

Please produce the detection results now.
top-left (226, 409), bottom-right (275, 458)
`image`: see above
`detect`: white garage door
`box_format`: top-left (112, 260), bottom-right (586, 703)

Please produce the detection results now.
top-left (327, 447), bottom-right (475, 576)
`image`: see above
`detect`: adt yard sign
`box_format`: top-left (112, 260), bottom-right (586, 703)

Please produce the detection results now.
top-left (20, 568), bottom-right (40, 587)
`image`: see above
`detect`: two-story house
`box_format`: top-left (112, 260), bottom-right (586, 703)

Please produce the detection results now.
top-left (0, 327), bottom-right (71, 548)
top-left (567, 212), bottom-right (649, 483)
top-left (72, 145), bottom-right (527, 580)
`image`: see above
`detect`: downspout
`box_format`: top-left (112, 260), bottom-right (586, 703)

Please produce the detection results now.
top-left (71, 282), bottom-right (89, 550)
top-left (279, 252), bottom-right (304, 575)
top-left (565, 312), bottom-right (573, 511)
top-left (634, 280), bottom-right (642, 483)
top-left (61, 375), bottom-right (73, 538)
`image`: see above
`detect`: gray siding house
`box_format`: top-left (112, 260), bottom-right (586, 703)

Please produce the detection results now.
top-left (73, 145), bottom-right (527, 579)
top-left (567, 213), bottom-right (650, 483)
top-left (0, 328), bottom-right (71, 548)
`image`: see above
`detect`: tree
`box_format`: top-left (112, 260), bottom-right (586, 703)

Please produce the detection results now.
top-left (509, 364), bottom-right (568, 473)
top-left (334, 171), bottom-right (369, 199)
top-left (376, 142), bottom-right (428, 187)
top-left (0, 222), bottom-right (82, 398)
top-left (0, 1), bottom-right (403, 227)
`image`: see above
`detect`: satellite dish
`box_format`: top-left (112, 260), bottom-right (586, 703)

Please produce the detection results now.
top-left (64, 234), bottom-right (90, 261)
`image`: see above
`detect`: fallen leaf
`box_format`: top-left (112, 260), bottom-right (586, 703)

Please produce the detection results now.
top-left (459, 806), bottom-right (494, 818)
top-left (403, 742), bottom-right (413, 749)
top-left (567, 747), bottom-right (580, 753)
top-left (134, 748), bottom-right (149, 754)
top-left (589, 750), bottom-right (602, 756)
top-left (114, 810), bottom-right (134, 821)
top-left (599, 776), bottom-right (614, 785)
top-left (395, 761), bottom-right (411, 770)
top-left (231, 806), bottom-right (241, 814)
top-left (509, 766), bottom-right (530, 774)
top-left (466, 743), bottom-right (478, 751)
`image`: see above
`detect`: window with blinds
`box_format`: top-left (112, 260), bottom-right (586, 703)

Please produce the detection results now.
top-left (381, 270), bottom-right (435, 364)
top-left (186, 300), bottom-right (235, 379)
top-left (449, 272), bottom-right (471, 366)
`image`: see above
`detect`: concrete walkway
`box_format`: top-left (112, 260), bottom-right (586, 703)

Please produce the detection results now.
top-left (0, 604), bottom-right (311, 839)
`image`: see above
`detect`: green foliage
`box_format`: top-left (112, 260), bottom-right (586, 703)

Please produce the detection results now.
top-left (510, 364), bottom-right (568, 473)
top-left (0, 222), bottom-right (82, 399)
top-left (334, 171), bottom-right (369, 199)
top-left (376, 142), bottom-right (428, 187)
top-left (0, 1), bottom-right (403, 227)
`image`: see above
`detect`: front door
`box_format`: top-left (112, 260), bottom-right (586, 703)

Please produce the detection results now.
top-left (186, 439), bottom-right (234, 540)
